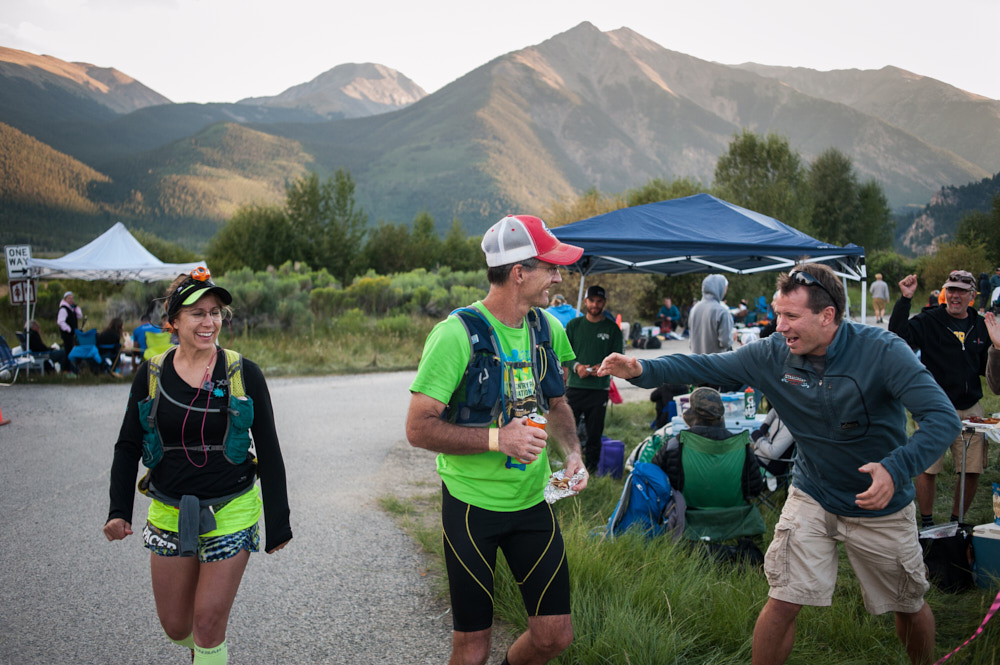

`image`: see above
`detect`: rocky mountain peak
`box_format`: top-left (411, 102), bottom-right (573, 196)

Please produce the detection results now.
top-left (239, 62), bottom-right (426, 118)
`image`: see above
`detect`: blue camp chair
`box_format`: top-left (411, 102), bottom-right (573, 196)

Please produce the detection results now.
top-left (68, 329), bottom-right (103, 371)
top-left (747, 296), bottom-right (773, 326)
top-left (0, 334), bottom-right (24, 386)
top-left (97, 339), bottom-right (121, 372)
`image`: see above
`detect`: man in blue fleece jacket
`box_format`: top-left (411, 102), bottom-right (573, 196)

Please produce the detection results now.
top-left (598, 263), bottom-right (959, 665)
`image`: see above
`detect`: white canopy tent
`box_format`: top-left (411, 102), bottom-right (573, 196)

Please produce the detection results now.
top-left (14, 223), bottom-right (206, 374)
top-left (27, 222), bottom-right (205, 282)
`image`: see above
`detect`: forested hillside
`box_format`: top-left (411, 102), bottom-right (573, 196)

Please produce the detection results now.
top-left (896, 172), bottom-right (1000, 254)
top-left (0, 122), bottom-right (120, 250)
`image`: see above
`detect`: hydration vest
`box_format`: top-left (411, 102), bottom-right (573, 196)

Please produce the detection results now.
top-left (441, 306), bottom-right (565, 427)
top-left (138, 347), bottom-right (254, 468)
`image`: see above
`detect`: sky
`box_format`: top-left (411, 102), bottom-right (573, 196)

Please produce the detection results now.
top-left (2, 0), bottom-right (998, 104)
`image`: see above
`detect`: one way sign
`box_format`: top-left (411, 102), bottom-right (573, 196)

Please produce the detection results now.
top-left (5, 245), bottom-right (32, 278)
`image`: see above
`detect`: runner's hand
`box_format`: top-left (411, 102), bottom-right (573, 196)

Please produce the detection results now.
top-left (103, 518), bottom-right (133, 541)
top-left (563, 452), bottom-right (589, 491)
top-left (267, 540), bottom-right (290, 554)
top-left (499, 417), bottom-right (547, 463)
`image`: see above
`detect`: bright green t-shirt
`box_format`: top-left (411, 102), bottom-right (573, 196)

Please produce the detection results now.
top-left (409, 302), bottom-right (576, 511)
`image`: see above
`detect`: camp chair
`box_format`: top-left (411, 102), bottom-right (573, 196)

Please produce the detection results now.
top-left (676, 429), bottom-right (766, 542)
top-left (755, 444), bottom-right (796, 514)
top-left (143, 331), bottom-right (174, 361)
top-left (98, 339), bottom-right (121, 372)
top-left (68, 328), bottom-right (103, 371)
top-left (0, 335), bottom-right (24, 386)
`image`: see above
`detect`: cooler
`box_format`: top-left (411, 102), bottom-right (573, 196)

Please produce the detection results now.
top-left (674, 391), bottom-right (747, 420)
top-left (973, 523), bottom-right (1000, 590)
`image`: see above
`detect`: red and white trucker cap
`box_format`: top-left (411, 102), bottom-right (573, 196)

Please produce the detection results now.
top-left (481, 215), bottom-right (583, 267)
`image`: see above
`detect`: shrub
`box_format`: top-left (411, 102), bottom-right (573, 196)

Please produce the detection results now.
top-left (347, 273), bottom-right (396, 314)
top-left (376, 313), bottom-right (413, 336)
top-left (331, 308), bottom-right (369, 335)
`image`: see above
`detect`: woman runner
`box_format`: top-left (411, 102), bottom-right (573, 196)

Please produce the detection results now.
top-left (103, 269), bottom-right (291, 664)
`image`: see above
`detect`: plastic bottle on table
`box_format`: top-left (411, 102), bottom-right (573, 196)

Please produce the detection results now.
top-left (744, 387), bottom-right (756, 419)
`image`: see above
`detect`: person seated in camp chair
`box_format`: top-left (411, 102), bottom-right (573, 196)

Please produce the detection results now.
top-left (651, 387), bottom-right (765, 541)
top-left (131, 313), bottom-right (162, 354)
top-left (656, 296), bottom-right (681, 333)
top-left (21, 320), bottom-right (67, 373)
top-left (96, 317), bottom-right (124, 373)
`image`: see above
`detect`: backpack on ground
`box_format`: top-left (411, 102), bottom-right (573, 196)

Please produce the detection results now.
top-left (606, 462), bottom-right (685, 540)
top-left (628, 321), bottom-right (643, 347)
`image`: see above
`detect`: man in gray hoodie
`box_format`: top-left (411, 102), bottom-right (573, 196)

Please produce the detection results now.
top-left (687, 274), bottom-right (738, 391)
top-left (688, 274), bottom-right (734, 355)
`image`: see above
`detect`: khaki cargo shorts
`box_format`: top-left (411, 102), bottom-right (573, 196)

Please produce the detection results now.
top-left (926, 403), bottom-right (988, 475)
top-left (763, 487), bottom-right (928, 615)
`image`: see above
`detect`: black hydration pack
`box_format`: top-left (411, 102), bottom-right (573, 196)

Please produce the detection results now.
top-left (441, 306), bottom-right (565, 427)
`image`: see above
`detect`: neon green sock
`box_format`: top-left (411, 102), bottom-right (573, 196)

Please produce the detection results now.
top-left (167, 631), bottom-right (195, 649)
top-left (194, 640), bottom-right (228, 664)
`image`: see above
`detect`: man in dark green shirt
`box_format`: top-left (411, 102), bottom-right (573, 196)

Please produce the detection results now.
top-left (565, 285), bottom-right (624, 472)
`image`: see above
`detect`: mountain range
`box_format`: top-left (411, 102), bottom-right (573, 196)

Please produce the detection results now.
top-left (1, 23), bottom-right (998, 254)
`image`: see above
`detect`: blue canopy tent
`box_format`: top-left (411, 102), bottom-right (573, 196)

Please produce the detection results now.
top-left (551, 194), bottom-right (868, 319)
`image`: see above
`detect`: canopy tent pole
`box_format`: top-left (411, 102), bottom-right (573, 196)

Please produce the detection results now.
top-left (859, 260), bottom-right (868, 323)
top-left (575, 276), bottom-right (587, 314)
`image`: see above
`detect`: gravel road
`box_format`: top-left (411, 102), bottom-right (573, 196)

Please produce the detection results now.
top-left (0, 345), bottom-right (670, 664)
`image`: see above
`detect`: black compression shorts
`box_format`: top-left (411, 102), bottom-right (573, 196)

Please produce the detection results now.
top-left (441, 483), bottom-right (571, 632)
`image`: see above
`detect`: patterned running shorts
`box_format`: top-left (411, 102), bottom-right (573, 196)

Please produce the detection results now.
top-left (143, 522), bottom-right (260, 562)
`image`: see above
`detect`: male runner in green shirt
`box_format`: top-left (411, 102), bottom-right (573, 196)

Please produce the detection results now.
top-left (407, 214), bottom-right (588, 665)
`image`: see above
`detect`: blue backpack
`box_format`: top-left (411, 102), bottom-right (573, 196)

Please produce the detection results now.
top-left (606, 462), bottom-right (685, 540)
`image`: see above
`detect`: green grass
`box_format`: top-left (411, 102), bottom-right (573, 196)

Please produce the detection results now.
top-left (382, 401), bottom-right (1000, 665)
